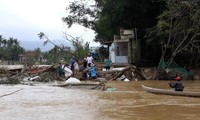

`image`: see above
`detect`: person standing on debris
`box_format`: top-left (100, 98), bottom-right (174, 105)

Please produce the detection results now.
top-left (86, 53), bottom-right (94, 68)
top-left (89, 63), bottom-right (97, 81)
top-left (80, 69), bottom-right (88, 80)
top-left (56, 63), bottom-right (64, 77)
top-left (69, 56), bottom-right (75, 76)
top-left (169, 75), bottom-right (184, 91)
top-left (83, 58), bottom-right (88, 69)
top-left (79, 58), bottom-right (88, 80)
top-left (104, 57), bottom-right (112, 70)
top-left (73, 59), bottom-right (79, 77)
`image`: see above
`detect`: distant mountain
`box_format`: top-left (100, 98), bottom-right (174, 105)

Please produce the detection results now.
top-left (20, 40), bottom-right (72, 52)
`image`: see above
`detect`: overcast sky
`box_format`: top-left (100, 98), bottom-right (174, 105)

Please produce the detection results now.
top-left (0, 0), bottom-right (99, 51)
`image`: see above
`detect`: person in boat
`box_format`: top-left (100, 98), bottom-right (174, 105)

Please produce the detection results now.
top-left (169, 76), bottom-right (184, 91)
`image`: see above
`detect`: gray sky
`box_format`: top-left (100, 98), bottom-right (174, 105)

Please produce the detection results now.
top-left (0, 0), bottom-right (99, 51)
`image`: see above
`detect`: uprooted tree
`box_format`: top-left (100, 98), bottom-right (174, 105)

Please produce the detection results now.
top-left (38, 32), bottom-right (90, 61)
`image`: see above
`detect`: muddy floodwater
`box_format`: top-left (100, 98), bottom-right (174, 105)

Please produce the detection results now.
top-left (0, 80), bottom-right (200, 120)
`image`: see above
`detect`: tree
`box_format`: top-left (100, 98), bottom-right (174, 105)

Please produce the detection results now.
top-left (38, 32), bottom-right (90, 63)
top-left (0, 35), bottom-right (25, 61)
top-left (63, 0), bottom-right (164, 44)
top-left (0, 35), bottom-right (5, 59)
top-left (63, 32), bottom-right (90, 60)
top-left (63, 0), bottom-right (167, 66)
top-left (146, 0), bottom-right (200, 67)
top-left (98, 46), bottom-right (108, 61)
top-left (34, 48), bottom-right (42, 62)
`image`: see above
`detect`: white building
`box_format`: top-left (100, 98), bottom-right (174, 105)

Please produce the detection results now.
top-left (109, 29), bottom-right (140, 64)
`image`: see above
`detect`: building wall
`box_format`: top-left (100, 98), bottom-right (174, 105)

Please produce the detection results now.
top-left (109, 42), bottom-right (128, 63)
top-left (116, 42), bottom-right (128, 56)
top-left (115, 56), bottom-right (128, 63)
top-left (110, 29), bottom-right (140, 64)
top-left (109, 43), bottom-right (116, 63)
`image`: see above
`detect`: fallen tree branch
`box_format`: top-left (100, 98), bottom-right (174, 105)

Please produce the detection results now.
top-left (140, 70), bottom-right (153, 80)
top-left (0, 88), bottom-right (24, 98)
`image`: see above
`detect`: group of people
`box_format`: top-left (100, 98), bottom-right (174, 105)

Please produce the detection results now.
top-left (56, 53), bottom-right (113, 81)
top-left (69, 53), bottom-right (98, 81)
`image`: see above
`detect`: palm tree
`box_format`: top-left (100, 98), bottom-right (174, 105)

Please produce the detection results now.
top-left (2, 39), bottom-right (7, 48)
top-left (0, 35), bottom-right (7, 48)
top-left (13, 38), bottom-right (19, 46)
top-left (7, 37), bottom-right (14, 47)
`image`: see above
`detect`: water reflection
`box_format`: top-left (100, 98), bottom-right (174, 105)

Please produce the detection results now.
top-left (0, 80), bottom-right (200, 120)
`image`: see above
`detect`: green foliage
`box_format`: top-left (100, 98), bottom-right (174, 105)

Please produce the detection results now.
top-left (62, 0), bottom-right (168, 67)
top-left (38, 32), bottom-right (91, 64)
top-left (0, 35), bottom-right (25, 61)
top-left (146, 0), bottom-right (200, 67)
top-left (62, 1), bottom-right (96, 29)
top-left (43, 47), bottom-right (62, 64)
top-left (63, 0), bottom-right (163, 44)
top-left (98, 46), bottom-right (108, 61)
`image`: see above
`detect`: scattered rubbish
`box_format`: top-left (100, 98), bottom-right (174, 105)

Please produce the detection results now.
top-left (124, 78), bottom-right (130, 82)
top-left (65, 77), bottom-right (81, 83)
top-left (105, 87), bottom-right (117, 91)
top-left (29, 76), bottom-right (41, 81)
top-left (116, 75), bottom-right (125, 81)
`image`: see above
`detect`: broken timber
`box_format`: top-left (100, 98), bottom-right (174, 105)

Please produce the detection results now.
top-left (98, 65), bottom-right (149, 80)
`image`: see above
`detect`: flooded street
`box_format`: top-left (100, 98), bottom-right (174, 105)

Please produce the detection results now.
top-left (0, 80), bottom-right (200, 120)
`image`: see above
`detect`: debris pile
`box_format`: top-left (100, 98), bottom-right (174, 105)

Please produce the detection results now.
top-left (97, 65), bottom-right (156, 81)
top-left (0, 64), bottom-right (69, 84)
top-left (0, 63), bottom-right (156, 87)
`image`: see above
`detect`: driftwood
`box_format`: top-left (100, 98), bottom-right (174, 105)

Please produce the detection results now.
top-left (0, 69), bottom-right (11, 74)
top-left (0, 64), bottom-right (70, 84)
top-left (41, 65), bottom-right (55, 73)
top-left (98, 65), bottom-right (150, 80)
top-left (0, 88), bottom-right (24, 98)
top-left (100, 70), bottom-right (122, 74)
top-left (134, 68), bottom-right (149, 80)
top-left (0, 65), bottom-right (57, 84)
top-left (109, 66), bottom-right (135, 80)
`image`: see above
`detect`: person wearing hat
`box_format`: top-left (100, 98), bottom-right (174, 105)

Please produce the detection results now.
top-left (169, 76), bottom-right (184, 91)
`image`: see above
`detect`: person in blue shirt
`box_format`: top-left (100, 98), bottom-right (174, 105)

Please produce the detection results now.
top-left (89, 64), bottom-right (97, 80)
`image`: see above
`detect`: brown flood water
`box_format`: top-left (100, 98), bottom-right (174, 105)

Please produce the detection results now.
top-left (0, 80), bottom-right (200, 120)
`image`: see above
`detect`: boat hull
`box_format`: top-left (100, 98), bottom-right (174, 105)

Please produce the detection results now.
top-left (141, 84), bottom-right (200, 98)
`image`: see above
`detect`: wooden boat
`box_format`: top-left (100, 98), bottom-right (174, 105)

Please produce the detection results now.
top-left (141, 84), bottom-right (200, 98)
